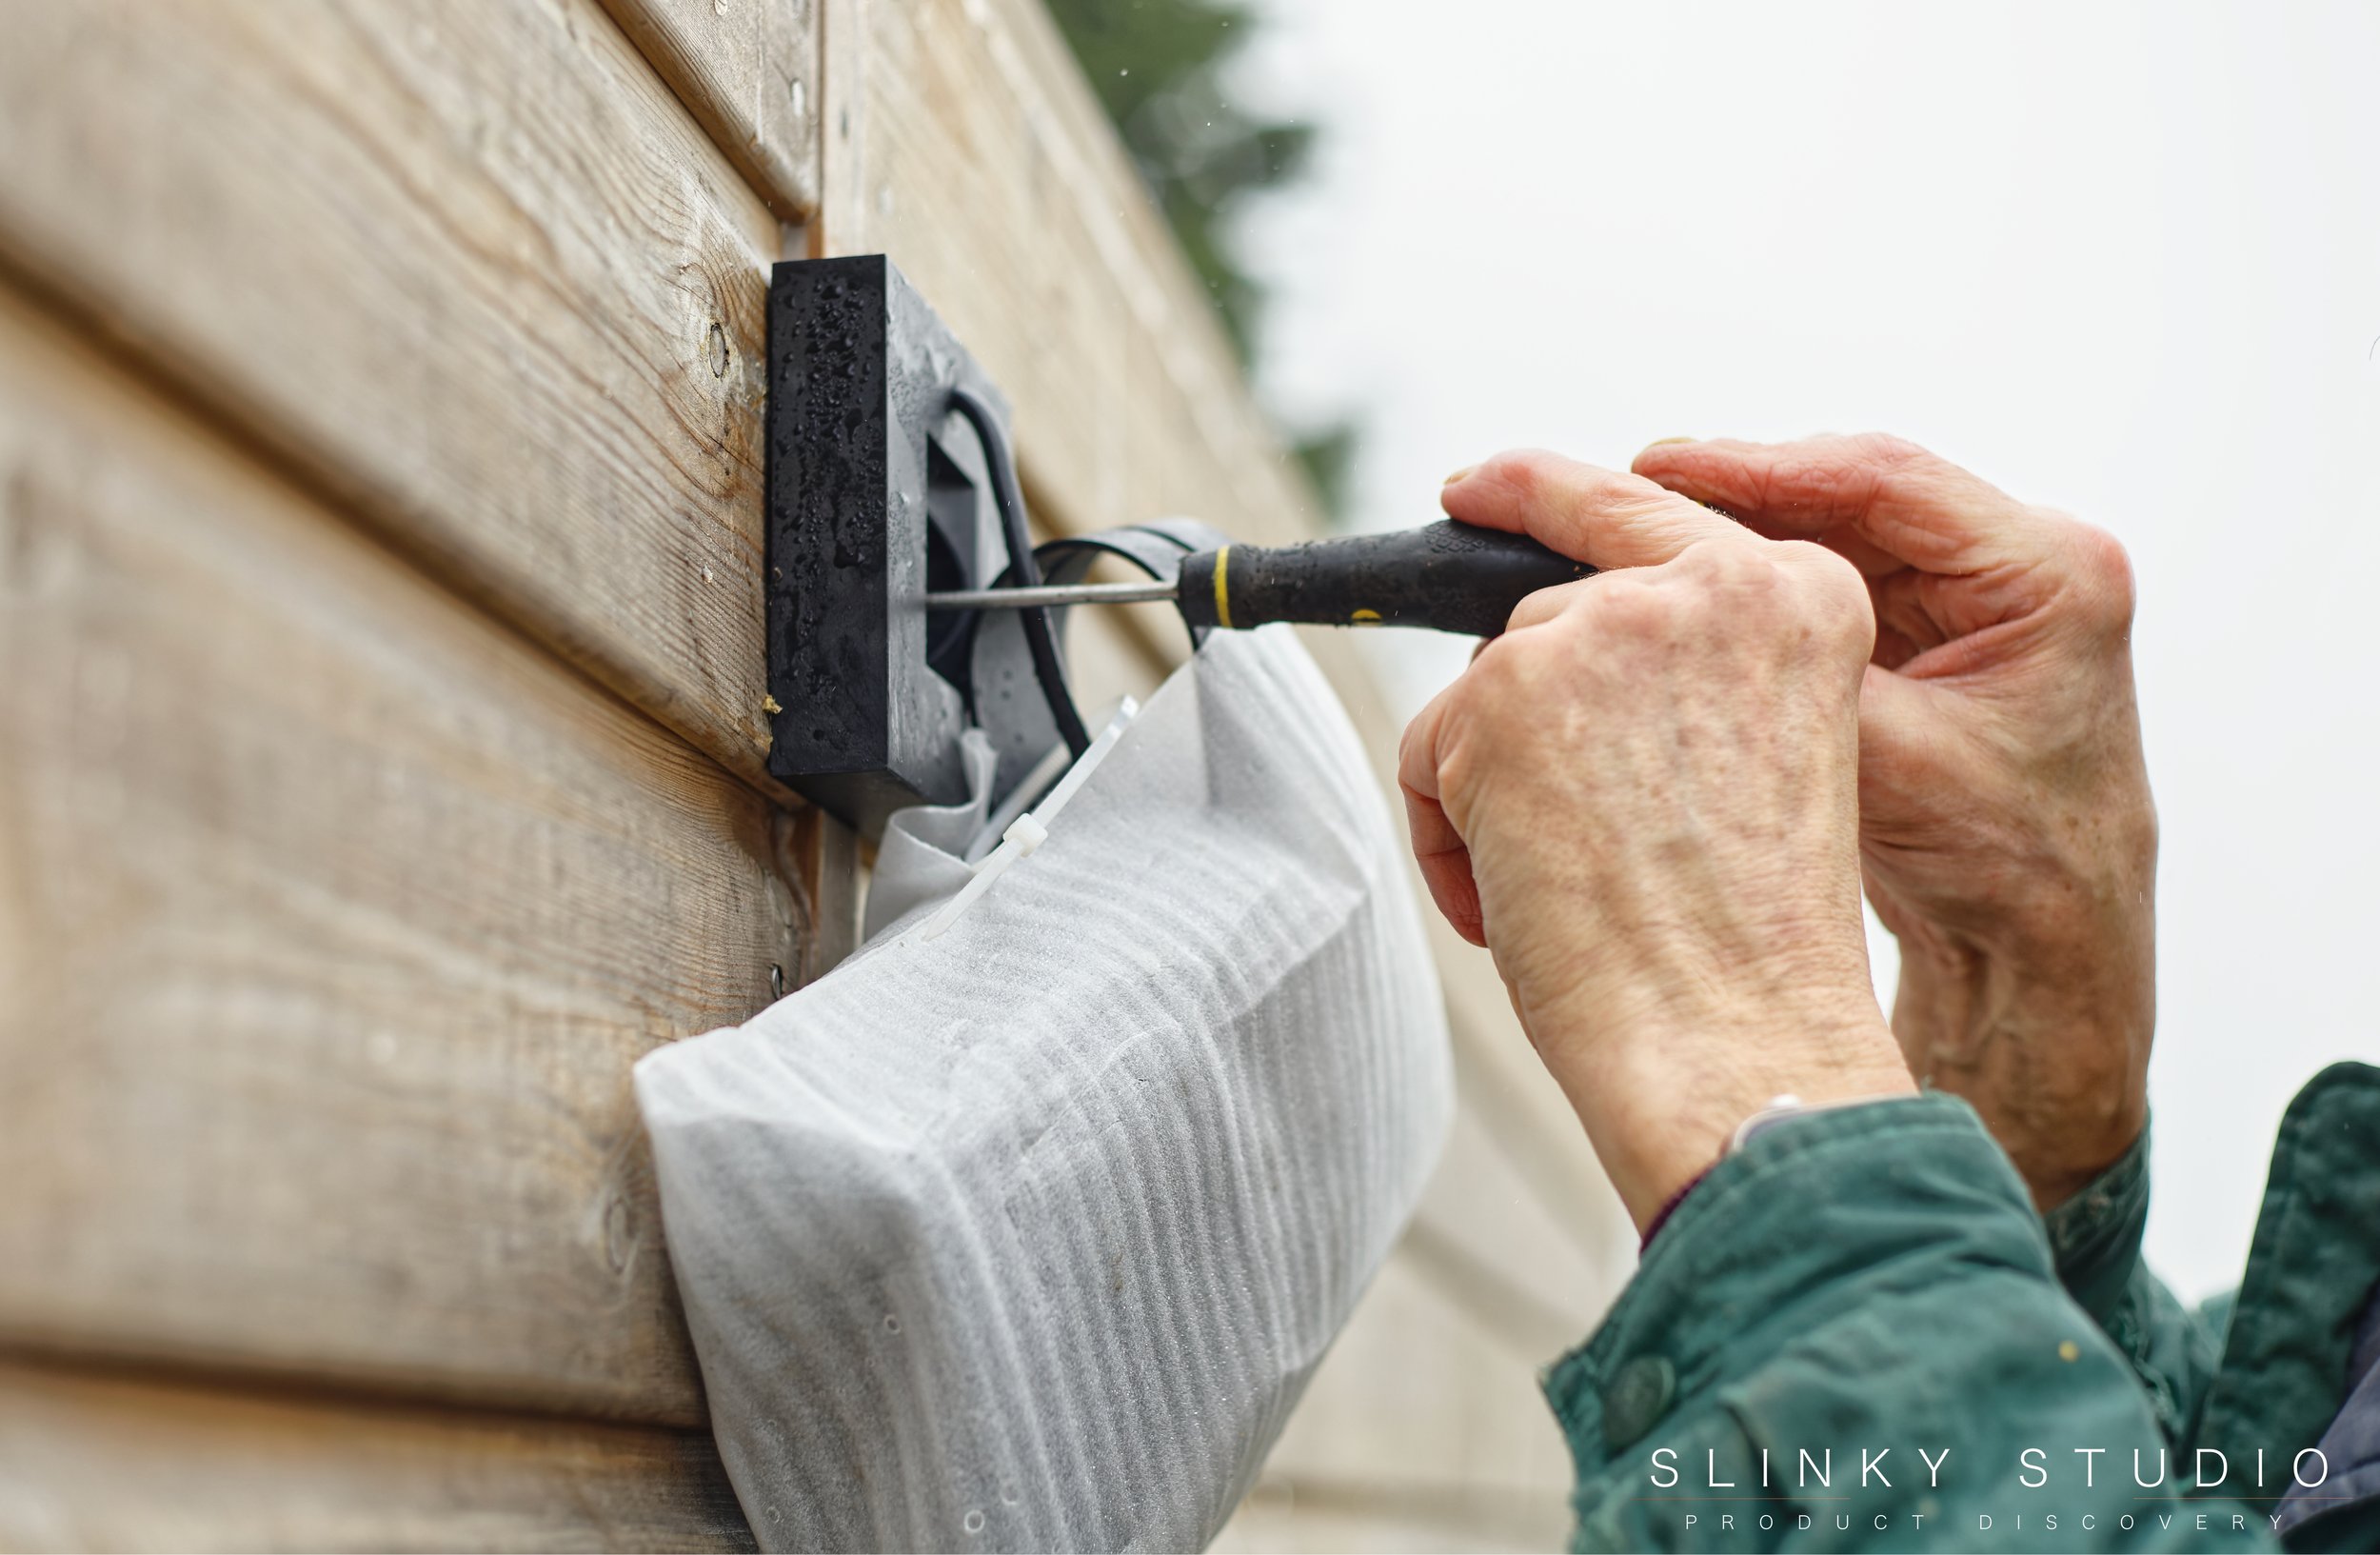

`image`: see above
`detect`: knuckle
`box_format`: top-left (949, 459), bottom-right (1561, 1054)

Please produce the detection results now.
top-left (1845, 430), bottom-right (1930, 469)
top-left (1674, 537), bottom-right (1782, 601)
top-left (1478, 448), bottom-right (1557, 499)
top-left (1586, 570), bottom-right (1673, 632)
top-left (1430, 743), bottom-right (1481, 822)
top-left (2056, 519), bottom-right (2137, 629)
top-left (1711, 538), bottom-right (1777, 584)
top-left (1397, 710), bottom-right (1451, 792)
top-left (1778, 537), bottom-right (1864, 598)
top-left (1466, 629), bottom-right (1538, 700)
top-left (1768, 541), bottom-right (1875, 652)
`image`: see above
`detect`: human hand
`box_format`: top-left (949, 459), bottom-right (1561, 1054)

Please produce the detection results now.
top-left (1401, 451), bottom-right (1914, 1231)
top-left (1632, 435), bottom-right (2154, 1209)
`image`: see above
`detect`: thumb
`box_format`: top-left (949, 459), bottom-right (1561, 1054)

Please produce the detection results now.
top-left (1443, 448), bottom-right (1742, 570)
top-left (1855, 665), bottom-right (1966, 833)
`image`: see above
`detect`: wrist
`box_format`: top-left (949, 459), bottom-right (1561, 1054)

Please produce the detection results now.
top-left (1889, 930), bottom-right (2151, 1208)
top-left (1534, 1005), bottom-right (1915, 1232)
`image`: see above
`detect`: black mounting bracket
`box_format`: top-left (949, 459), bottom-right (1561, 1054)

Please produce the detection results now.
top-left (764, 255), bottom-right (1220, 839)
top-left (764, 255), bottom-right (1010, 837)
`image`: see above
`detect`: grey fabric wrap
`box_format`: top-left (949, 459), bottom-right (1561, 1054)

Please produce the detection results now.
top-left (635, 628), bottom-right (1454, 1552)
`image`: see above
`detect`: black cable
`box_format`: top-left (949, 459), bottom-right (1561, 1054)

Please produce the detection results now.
top-left (947, 386), bottom-right (1091, 757)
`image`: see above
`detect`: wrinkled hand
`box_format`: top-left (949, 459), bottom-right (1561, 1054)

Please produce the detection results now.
top-left (1633, 435), bottom-right (2154, 1209)
top-left (1401, 451), bottom-right (1913, 1231)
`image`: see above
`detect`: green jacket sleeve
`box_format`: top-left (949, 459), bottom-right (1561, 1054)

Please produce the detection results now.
top-left (2042, 1125), bottom-right (2227, 1446)
top-left (1543, 1095), bottom-right (2273, 1551)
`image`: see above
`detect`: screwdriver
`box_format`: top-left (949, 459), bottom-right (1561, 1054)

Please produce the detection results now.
top-left (924, 521), bottom-right (1595, 638)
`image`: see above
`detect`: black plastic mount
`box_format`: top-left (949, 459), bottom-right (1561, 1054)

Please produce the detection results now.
top-left (764, 255), bottom-right (1010, 837)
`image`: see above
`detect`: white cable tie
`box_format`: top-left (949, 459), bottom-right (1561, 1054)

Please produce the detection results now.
top-left (915, 699), bottom-right (1138, 943)
top-left (1003, 812), bottom-right (1048, 857)
top-left (968, 739), bottom-right (1072, 864)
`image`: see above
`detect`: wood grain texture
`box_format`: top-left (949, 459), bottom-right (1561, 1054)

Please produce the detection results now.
top-left (0, 0), bottom-right (784, 790)
top-left (0, 5), bottom-right (1627, 1550)
top-left (0, 1357), bottom-right (753, 1552)
top-left (0, 286), bottom-right (794, 1425)
top-left (600, 0), bottom-right (822, 220)
top-left (785, 805), bottom-right (863, 982)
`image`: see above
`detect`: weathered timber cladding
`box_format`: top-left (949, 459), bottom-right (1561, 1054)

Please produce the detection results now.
top-left (0, 289), bottom-right (786, 1426)
top-left (599, 0), bottom-right (823, 221)
top-left (0, 0), bottom-right (1629, 1545)
top-left (0, 1358), bottom-right (752, 1552)
top-left (0, 0), bottom-right (784, 789)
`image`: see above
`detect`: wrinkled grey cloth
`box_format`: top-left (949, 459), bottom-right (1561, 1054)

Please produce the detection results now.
top-left (636, 628), bottom-right (1453, 1552)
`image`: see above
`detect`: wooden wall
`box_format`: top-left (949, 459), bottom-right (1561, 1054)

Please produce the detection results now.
top-left (0, 1), bottom-right (1632, 1548)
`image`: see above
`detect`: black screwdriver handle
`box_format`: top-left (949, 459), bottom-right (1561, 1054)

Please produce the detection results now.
top-left (1175, 520), bottom-right (1596, 637)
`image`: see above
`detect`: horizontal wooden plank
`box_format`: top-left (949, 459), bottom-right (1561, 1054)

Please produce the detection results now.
top-left (600, 0), bottom-right (821, 221)
top-left (0, 284), bottom-right (795, 1424)
top-left (0, 1357), bottom-right (752, 1552)
top-left (0, 0), bottom-right (784, 790)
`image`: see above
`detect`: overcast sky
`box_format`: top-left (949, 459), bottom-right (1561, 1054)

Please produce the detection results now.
top-left (1235, 0), bottom-right (2380, 1300)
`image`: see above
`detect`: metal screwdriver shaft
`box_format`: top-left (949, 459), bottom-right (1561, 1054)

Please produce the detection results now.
top-left (923, 521), bottom-right (1594, 638)
top-left (926, 579), bottom-right (1179, 610)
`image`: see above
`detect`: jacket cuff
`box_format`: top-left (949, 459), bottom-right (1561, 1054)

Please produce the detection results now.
top-left (2040, 1120), bottom-right (2152, 1325)
top-left (1541, 1092), bottom-right (2050, 1469)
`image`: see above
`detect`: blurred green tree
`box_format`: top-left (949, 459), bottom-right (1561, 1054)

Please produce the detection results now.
top-left (1045, 0), bottom-right (1355, 518)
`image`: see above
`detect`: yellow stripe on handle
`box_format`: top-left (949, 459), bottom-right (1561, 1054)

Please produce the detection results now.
top-left (1211, 545), bottom-right (1232, 629)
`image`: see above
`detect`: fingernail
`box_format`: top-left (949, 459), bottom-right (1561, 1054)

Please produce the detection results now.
top-left (1442, 464), bottom-right (1477, 486)
top-left (1641, 436), bottom-right (1697, 450)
